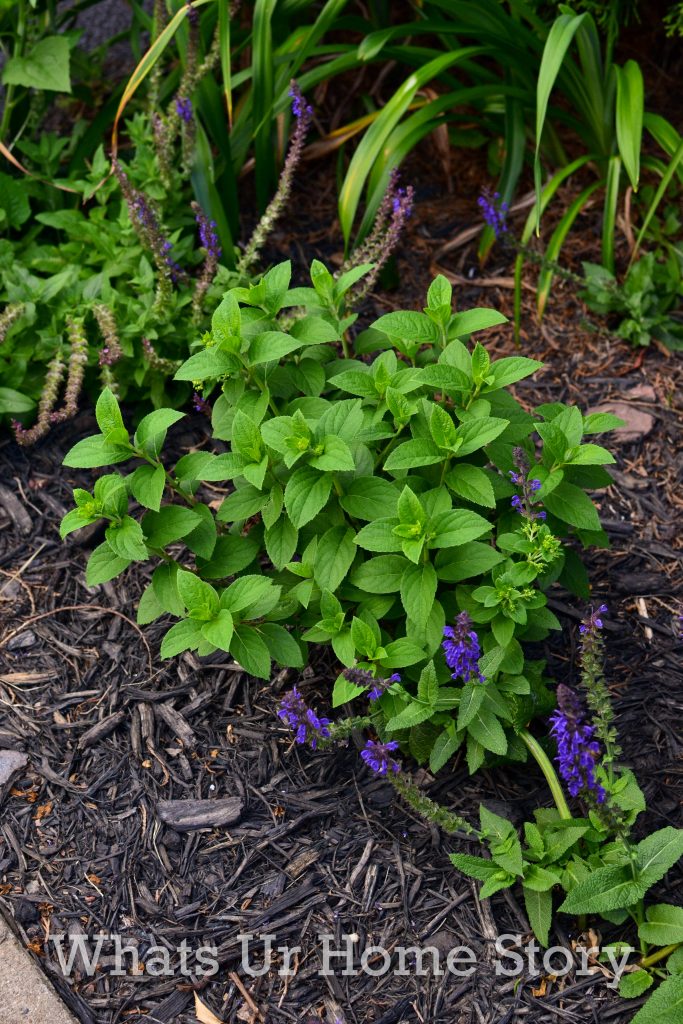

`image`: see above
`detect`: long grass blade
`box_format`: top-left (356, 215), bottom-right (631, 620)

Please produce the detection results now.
top-left (111, 0), bottom-right (212, 157)
top-left (632, 138), bottom-right (683, 262)
top-left (644, 113), bottom-right (683, 186)
top-left (615, 60), bottom-right (643, 190)
top-left (218, 0), bottom-right (233, 127)
top-left (252, 0), bottom-right (278, 211)
top-left (601, 154), bottom-right (621, 273)
top-left (338, 46), bottom-right (488, 246)
top-left (533, 11), bottom-right (586, 233)
top-left (513, 154), bottom-right (592, 342)
top-left (536, 181), bottom-right (601, 318)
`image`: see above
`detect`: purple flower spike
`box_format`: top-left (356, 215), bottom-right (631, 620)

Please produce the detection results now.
top-left (508, 448), bottom-right (547, 521)
top-left (361, 739), bottom-right (401, 776)
top-left (549, 685), bottom-right (606, 803)
top-left (477, 189), bottom-right (509, 239)
top-left (175, 96), bottom-right (193, 123)
top-left (442, 612), bottom-right (485, 684)
top-left (277, 687), bottom-right (331, 750)
top-left (288, 83), bottom-right (313, 119)
top-left (579, 604), bottom-right (608, 635)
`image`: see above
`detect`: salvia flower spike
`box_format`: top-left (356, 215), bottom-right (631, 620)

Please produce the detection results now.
top-left (549, 684), bottom-right (606, 804)
top-left (442, 612), bottom-right (485, 684)
top-left (478, 189), bottom-right (509, 240)
top-left (277, 687), bottom-right (331, 750)
top-left (237, 81), bottom-right (313, 274)
top-left (360, 739), bottom-right (401, 775)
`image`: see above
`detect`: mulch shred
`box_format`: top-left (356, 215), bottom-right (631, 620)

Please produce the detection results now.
top-left (1, 152), bottom-right (682, 1024)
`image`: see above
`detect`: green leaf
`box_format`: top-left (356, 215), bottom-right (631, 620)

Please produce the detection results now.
top-left (106, 517), bottom-right (148, 561)
top-left (197, 535), bottom-right (259, 578)
top-left (96, 388), bottom-right (125, 435)
top-left (543, 482), bottom-right (601, 532)
top-left (60, 508), bottom-right (96, 539)
top-left (400, 562), bottom-right (437, 628)
top-left (384, 438), bottom-right (442, 471)
top-left (217, 484), bottom-right (269, 522)
top-left (249, 330), bottom-right (305, 365)
top-left (63, 435), bottom-right (130, 469)
top-left (373, 310), bottom-right (442, 347)
top-left (449, 308), bottom-right (507, 337)
top-left (142, 506), bottom-right (201, 547)
top-left (201, 609), bottom-right (234, 652)
top-left (151, 563), bottom-right (185, 617)
top-left (467, 708), bottom-right (507, 755)
top-left (616, 60), bottom-right (644, 191)
top-left (332, 673), bottom-right (366, 707)
top-left (380, 637), bottom-right (426, 669)
top-left (385, 700), bottom-right (434, 731)
top-left (184, 503), bottom-right (217, 560)
top-left (308, 435), bottom-right (355, 472)
top-left (485, 357), bottom-right (543, 390)
top-left (639, 905), bottom-right (683, 947)
top-left (177, 569), bottom-right (219, 618)
top-left (630, 975), bottom-right (683, 1024)
top-left (354, 518), bottom-right (402, 553)
top-left (134, 409), bottom-right (185, 456)
top-left (417, 660), bottom-right (439, 706)
top-left (455, 416), bottom-right (509, 456)
top-left (435, 542), bottom-right (504, 582)
top-left (0, 386), bottom-right (33, 412)
top-left (637, 828), bottom-right (683, 888)
top-left (174, 348), bottom-right (237, 381)
top-left (619, 971), bottom-right (653, 1000)
top-left (3, 36), bottom-right (71, 92)
top-left (85, 543), bottom-right (131, 587)
top-left (259, 623), bottom-right (303, 668)
top-left (558, 865), bottom-right (645, 915)
top-left (231, 625), bottom-right (271, 679)
top-left (222, 575), bottom-right (275, 615)
top-left (265, 516), bottom-right (298, 570)
top-left (314, 526), bottom-right (356, 592)
top-left (457, 683), bottom-right (485, 730)
top-left (523, 886), bottom-right (552, 947)
top-left (340, 477), bottom-right (399, 520)
top-left (429, 727), bottom-right (460, 773)
top-left (160, 619), bottom-right (203, 658)
top-left (351, 555), bottom-right (406, 594)
top-left (137, 583), bottom-right (166, 625)
top-left (129, 464), bottom-right (166, 512)
top-left (447, 465), bottom-right (496, 508)
top-left (285, 467), bottom-right (332, 528)
top-left (429, 509), bottom-right (491, 548)
top-left (449, 853), bottom-right (499, 882)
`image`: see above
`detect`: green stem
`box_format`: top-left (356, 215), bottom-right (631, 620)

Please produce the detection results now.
top-left (639, 943), bottom-right (682, 970)
top-left (520, 728), bottom-right (572, 820)
top-left (0, 0), bottom-right (27, 143)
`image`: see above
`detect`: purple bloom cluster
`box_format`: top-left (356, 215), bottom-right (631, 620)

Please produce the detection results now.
top-left (289, 83), bottom-right (313, 119)
top-left (341, 667), bottom-right (401, 701)
top-left (549, 684), bottom-right (606, 803)
top-left (580, 603), bottom-right (608, 636)
top-left (192, 392), bottom-right (212, 415)
top-left (509, 447), bottom-right (547, 521)
top-left (195, 206), bottom-right (221, 260)
top-left (175, 96), bottom-right (193, 123)
top-left (477, 190), bottom-right (509, 239)
top-left (277, 687), bottom-right (331, 750)
top-left (361, 739), bottom-right (401, 776)
top-left (442, 612), bottom-right (485, 684)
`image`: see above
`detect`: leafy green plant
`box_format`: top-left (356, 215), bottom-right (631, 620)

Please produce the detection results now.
top-left (60, 267), bottom-right (620, 756)
top-left (581, 252), bottom-right (683, 349)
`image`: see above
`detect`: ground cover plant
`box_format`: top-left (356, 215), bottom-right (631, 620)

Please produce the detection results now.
top-left (0, 1), bottom-right (681, 1022)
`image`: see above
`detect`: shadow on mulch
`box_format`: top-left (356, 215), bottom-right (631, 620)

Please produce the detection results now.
top-left (1, 151), bottom-right (682, 1024)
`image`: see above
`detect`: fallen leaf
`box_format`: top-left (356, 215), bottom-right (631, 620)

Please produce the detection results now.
top-left (532, 977), bottom-right (548, 996)
top-left (34, 801), bottom-right (53, 820)
top-left (587, 401), bottom-right (654, 441)
top-left (194, 992), bottom-right (224, 1024)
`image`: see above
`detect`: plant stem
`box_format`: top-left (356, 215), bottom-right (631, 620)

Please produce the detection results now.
top-left (639, 943), bottom-right (682, 970)
top-left (520, 728), bottom-right (572, 820)
top-left (0, 0), bottom-right (27, 143)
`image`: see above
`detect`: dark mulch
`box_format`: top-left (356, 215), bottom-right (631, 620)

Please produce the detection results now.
top-left (1, 150), bottom-right (682, 1024)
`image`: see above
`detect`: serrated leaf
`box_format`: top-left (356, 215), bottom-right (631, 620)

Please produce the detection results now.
top-left (201, 609), bottom-right (234, 652)
top-left (523, 886), bottom-right (552, 947)
top-left (85, 543), bottom-right (131, 587)
top-left (231, 625), bottom-right (271, 679)
top-left (468, 708), bottom-right (507, 755)
top-left (285, 467), bottom-right (332, 528)
top-left (400, 562), bottom-right (437, 627)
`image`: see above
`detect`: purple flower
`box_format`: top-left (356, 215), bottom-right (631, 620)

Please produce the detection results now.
top-left (579, 604), bottom-right (608, 635)
top-left (369, 673), bottom-right (401, 702)
top-left (477, 189), bottom-right (509, 239)
top-left (549, 685), bottom-right (606, 803)
top-left (175, 96), bottom-right (193, 123)
top-left (288, 83), bottom-right (313, 119)
top-left (277, 687), bottom-right (331, 750)
top-left (192, 392), bottom-right (211, 415)
top-left (361, 739), bottom-right (401, 775)
top-left (442, 612), bottom-right (485, 684)
top-left (508, 448), bottom-right (547, 521)
top-left (342, 668), bottom-right (400, 702)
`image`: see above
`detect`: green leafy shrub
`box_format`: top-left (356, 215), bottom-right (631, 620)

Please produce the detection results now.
top-left (61, 265), bottom-right (621, 772)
